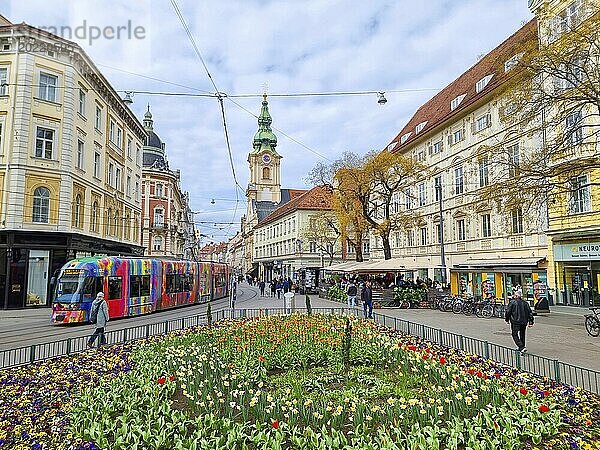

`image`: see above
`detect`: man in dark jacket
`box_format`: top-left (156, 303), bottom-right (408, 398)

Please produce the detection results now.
top-left (361, 281), bottom-right (373, 319)
top-left (504, 289), bottom-right (534, 355)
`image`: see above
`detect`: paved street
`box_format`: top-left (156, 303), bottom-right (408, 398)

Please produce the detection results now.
top-left (1, 283), bottom-right (599, 372)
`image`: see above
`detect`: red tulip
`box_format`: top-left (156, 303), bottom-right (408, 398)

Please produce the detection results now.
top-left (272, 420), bottom-right (279, 429)
top-left (494, 373), bottom-right (501, 378)
top-left (542, 390), bottom-right (550, 397)
top-left (538, 404), bottom-right (549, 413)
top-left (439, 357), bottom-right (446, 365)
top-left (157, 377), bottom-right (166, 385)
top-left (467, 369), bottom-right (475, 375)
top-left (520, 388), bottom-right (528, 395)
top-left (169, 375), bottom-right (176, 381)
top-left (407, 345), bottom-right (417, 351)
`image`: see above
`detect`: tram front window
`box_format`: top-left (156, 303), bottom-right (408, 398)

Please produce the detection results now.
top-left (55, 276), bottom-right (101, 303)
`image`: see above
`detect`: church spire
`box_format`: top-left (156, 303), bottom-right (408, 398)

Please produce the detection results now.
top-left (143, 104), bottom-right (153, 131)
top-left (252, 95), bottom-right (278, 154)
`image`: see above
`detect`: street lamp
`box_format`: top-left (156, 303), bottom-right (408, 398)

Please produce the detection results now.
top-left (435, 178), bottom-right (447, 285)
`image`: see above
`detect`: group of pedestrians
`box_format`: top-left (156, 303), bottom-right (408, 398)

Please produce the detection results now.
top-left (344, 278), bottom-right (373, 319)
top-left (257, 277), bottom-right (293, 299)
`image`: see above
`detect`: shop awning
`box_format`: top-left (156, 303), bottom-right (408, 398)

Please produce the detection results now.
top-left (352, 258), bottom-right (406, 273)
top-left (453, 257), bottom-right (546, 271)
top-left (324, 261), bottom-right (363, 272)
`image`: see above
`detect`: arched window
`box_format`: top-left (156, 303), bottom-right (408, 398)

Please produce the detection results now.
top-left (73, 194), bottom-right (82, 228)
top-left (106, 208), bottom-right (112, 235)
top-left (32, 187), bottom-right (50, 223)
top-left (262, 166), bottom-right (271, 179)
top-left (125, 214), bottom-right (131, 240)
top-left (114, 211), bottom-right (120, 238)
top-left (153, 235), bottom-right (163, 251)
top-left (154, 208), bottom-right (164, 227)
top-left (91, 201), bottom-right (99, 232)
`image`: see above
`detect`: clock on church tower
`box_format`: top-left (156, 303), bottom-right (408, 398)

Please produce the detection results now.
top-left (247, 95), bottom-right (282, 203)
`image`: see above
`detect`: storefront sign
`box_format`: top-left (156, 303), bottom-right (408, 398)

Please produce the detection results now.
top-left (553, 242), bottom-right (600, 261)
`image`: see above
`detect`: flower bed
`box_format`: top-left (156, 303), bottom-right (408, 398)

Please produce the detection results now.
top-left (0, 314), bottom-right (599, 449)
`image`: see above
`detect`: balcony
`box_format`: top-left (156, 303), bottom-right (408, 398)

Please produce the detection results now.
top-left (480, 239), bottom-right (491, 250)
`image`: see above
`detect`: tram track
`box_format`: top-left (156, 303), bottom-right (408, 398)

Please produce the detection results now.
top-left (0, 286), bottom-right (259, 349)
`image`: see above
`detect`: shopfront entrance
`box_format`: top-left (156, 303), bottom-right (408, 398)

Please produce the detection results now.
top-left (553, 241), bottom-right (600, 307)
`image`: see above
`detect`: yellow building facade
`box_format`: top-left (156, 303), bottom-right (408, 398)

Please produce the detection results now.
top-left (529, 0), bottom-right (600, 307)
top-left (0, 17), bottom-right (145, 308)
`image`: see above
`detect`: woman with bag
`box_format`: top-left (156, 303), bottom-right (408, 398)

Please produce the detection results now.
top-left (87, 292), bottom-right (109, 348)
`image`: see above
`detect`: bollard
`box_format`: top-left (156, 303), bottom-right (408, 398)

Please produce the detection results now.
top-left (123, 328), bottom-right (128, 343)
top-left (515, 351), bottom-right (521, 370)
top-left (66, 338), bottom-right (72, 355)
top-left (145, 324), bottom-right (150, 339)
top-left (459, 335), bottom-right (464, 350)
top-left (437, 328), bottom-right (443, 344)
top-left (394, 317), bottom-right (398, 330)
top-left (181, 317), bottom-right (185, 330)
top-left (164, 320), bottom-right (168, 335)
top-left (483, 341), bottom-right (490, 359)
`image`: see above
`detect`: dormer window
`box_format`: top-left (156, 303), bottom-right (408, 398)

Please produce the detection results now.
top-left (400, 132), bottom-right (412, 144)
top-left (476, 75), bottom-right (494, 93)
top-left (450, 94), bottom-right (466, 111)
top-left (415, 121), bottom-right (428, 134)
top-left (387, 142), bottom-right (397, 151)
top-left (504, 54), bottom-right (523, 72)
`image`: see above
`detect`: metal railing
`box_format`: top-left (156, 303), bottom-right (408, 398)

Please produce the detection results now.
top-left (1, 306), bottom-right (598, 395)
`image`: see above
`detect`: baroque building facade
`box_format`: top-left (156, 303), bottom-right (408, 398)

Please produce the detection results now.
top-left (376, 18), bottom-right (548, 303)
top-left (530, 0), bottom-right (600, 307)
top-left (0, 16), bottom-right (145, 309)
top-left (140, 106), bottom-right (196, 259)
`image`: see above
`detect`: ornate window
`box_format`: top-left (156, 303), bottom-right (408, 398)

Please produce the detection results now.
top-left (153, 236), bottom-right (163, 251)
top-left (91, 201), bottom-right (99, 232)
top-left (73, 194), bottom-right (82, 228)
top-left (32, 187), bottom-right (50, 223)
top-left (262, 166), bottom-right (271, 179)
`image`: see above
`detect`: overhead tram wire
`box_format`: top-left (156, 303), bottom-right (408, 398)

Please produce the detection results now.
top-left (169, 0), bottom-right (243, 234)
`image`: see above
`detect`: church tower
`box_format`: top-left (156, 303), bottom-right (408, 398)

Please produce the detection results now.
top-left (247, 94), bottom-right (282, 204)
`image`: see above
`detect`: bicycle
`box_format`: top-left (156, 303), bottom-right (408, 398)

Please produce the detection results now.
top-left (584, 307), bottom-right (600, 337)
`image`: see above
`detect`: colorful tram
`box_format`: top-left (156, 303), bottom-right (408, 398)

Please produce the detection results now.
top-left (51, 256), bottom-right (229, 324)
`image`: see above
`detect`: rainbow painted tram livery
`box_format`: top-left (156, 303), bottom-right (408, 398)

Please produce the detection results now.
top-left (51, 256), bottom-right (229, 324)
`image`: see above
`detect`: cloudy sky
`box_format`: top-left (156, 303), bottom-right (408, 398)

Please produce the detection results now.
top-left (5, 0), bottom-right (533, 242)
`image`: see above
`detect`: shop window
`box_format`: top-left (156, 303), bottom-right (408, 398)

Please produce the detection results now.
top-left (108, 276), bottom-right (122, 300)
top-left (26, 250), bottom-right (50, 306)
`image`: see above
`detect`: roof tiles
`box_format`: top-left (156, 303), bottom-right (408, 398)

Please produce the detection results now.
top-left (388, 19), bottom-right (538, 152)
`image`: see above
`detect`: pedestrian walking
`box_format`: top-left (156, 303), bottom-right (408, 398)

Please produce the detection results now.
top-left (270, 280), bottom-right (277, 297)
top-left (361, 281), bottom-right (373, 319)
top-left (346, 280), bottom-right (357, 307)
top-left (276, 279), bottom-right (283, 299)
top-left (283, 278), bottom-right (290, 294)
top-left (504, 289), bottom-right (534, 355)
top-left (259, 279), bottom-right (266, 296)
top-left (87, 292), bottom-right (109, 348)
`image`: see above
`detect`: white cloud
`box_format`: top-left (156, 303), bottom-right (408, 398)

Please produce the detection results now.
top-left (6, 0), bottom-right (532, 240)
